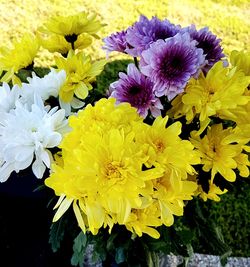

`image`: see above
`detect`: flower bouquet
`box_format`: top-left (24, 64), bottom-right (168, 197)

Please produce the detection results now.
top-left (0, 10), bottom-right (249, 267)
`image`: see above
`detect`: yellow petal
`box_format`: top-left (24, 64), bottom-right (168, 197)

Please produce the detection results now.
top-left (53, 194), bottom-right (66, 210)
top-left (73, 200), bottom-right (86, 233)
top-left (53, 198), bottom-right (73, 222)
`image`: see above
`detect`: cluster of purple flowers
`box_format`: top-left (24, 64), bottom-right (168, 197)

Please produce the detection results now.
top-left (103, 15), bottom-right (224, 118)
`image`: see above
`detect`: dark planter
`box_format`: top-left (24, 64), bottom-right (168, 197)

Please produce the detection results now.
top-left (0, 169), bottom-right (47, 198)
top-left (0, 170), bottom-right (72, 267)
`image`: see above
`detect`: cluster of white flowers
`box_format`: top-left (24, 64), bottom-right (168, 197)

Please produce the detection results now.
top-left (0, 70), bottom-right (70, 182)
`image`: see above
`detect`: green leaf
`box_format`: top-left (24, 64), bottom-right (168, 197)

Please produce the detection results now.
top-left (33, 184), bottom-right (46, 192)
top-left (115, 247), bottom-right (126, 264)
top-left (177, 229), bottom-right (194, 245)
top-left (92, 248), bottom-right (107, 263)
top-left (71, 232), bottom-right (87, 267)
top-left (96, 59), bottom-right (133, 95)
top-left (33, 67), bottom-right (51, 78)
top-left (186, 243), bottom-right (193, 258)
top-left (106, 232), bottom-right (118, 251)
top-left (49, 219), bottom-right (67, 253)
top-left (16, 69), bottom-right (31, 83)
top-left (146, 240), bottom-right (168, 252)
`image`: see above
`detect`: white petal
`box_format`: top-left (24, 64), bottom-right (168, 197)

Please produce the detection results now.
top-left (59, 98), bottom-right (71, 116)
top-left (49, 109), bottom-right (65, 126)
top-left (32, 158), bottom-right (46, 179)
top-left (0, 162), bottom-right (14, 182)
top-left (40, 149), bottom-right (51, 168)
top-left (12, 146), bottom-right (34, 162)
top-left (14, 154), bottom-right (34, 171)
top-left (46, 132), bottom-right (62, 148)
top-left (71, 97), bottom-right (85, 109)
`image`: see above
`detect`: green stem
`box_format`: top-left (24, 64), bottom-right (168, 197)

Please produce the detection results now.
top-left (146, 250), bottom-right (159, 267)
top-left (70, 41), bottom-right (75, 50)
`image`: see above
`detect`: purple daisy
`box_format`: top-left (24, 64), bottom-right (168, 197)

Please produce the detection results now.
top-left (109, 64), bottom-right (163, 118)
top-left (103, 30), bottom-right (128, 56)
top-left (183, 25), bottom-right (225, 73)
top-left (125, 15), bottom-right (181, 57)
top-left (140, 32), bottom-right (205, 100)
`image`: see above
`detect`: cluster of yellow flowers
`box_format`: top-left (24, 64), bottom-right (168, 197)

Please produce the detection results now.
top-left (45, 98), bottom-right (200, 238)
top-left (169, 51), bottom-right (250, 201)
top-left (0, 11), bottom-right (105, 103)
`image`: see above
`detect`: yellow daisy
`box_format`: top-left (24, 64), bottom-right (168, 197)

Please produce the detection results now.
top-left (135, 115), bottom-right (200, 180)
top-left (198, 183), bottom-right (228, 202)
top-left (39, 11), bottom-right (103, 52)
top-left (152, 174), bottom-right (197, 227)
top-left (55, 50), bottom-right (106, 102)
top-left (0, 34), bottom-right (39, 85)
top-left (125, 203), bottom-right (162, 239)
top-left (190, 124), bottom-right (249, 182)
top-left (169, 61), bottom-right (250, 133)
top-left (230, 50), bottom-right (250, 76)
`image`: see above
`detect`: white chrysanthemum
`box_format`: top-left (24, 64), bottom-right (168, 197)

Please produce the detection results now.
top-left (21, 69), bottom-right (66, 104)
top-left (21, 69), bottom-right (85, 115)
top-left (0, 82), bottom-right (21, 113)
top-left (0, 95), bottom-right (69, 182)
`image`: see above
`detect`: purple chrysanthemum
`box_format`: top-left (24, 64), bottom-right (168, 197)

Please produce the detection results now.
top-left (109, 64), bottom-right (163, 118)
top-left (140, 32), bottom-right (205, 100)
top-left (103, 30), bottom-right (128, 56)
top-left (183, 25), bottom-right (225, 73)
top-left (125, 15), bottom-right (181, 57)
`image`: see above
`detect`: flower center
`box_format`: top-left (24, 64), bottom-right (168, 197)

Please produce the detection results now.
top-left (128, 86), bottom-right (141, 96)
top-left (64, 33), bottom-right (78, 43)
top-left (64, 34), bottom-right (78, 49)
top-left (197, 39), bottom-right (213, 59)
top-left (160, 55), bottom-right (184, 78)
top-left (105, 162), bottom-right (122, 179)
top-left (154, 140), bottom-right (165, 153)
top-left (123, 82), bottom-right (152, 107)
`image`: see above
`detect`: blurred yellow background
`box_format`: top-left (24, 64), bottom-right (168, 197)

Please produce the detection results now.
top-left (0, 0), bottom-right (249, 65)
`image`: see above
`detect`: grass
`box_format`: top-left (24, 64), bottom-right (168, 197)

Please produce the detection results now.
top-left (0, 0), bottom-right (249, 66)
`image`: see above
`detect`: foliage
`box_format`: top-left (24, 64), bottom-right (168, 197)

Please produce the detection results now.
top-left (202, 178), bottom-right (250, 256)
top-left (96, 59), bottom-right (133, 94)
top-left (71, 232), bottom-right (87, 267)
top-left (49, 216), bottom-right (68, 253)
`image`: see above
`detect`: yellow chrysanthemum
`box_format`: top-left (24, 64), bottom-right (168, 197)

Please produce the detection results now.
top-left (45, 98), bottom-right (200, 238)
top-left (39, 12), bottom-right (103, 52)
top-left (198, 183), bottom-right (228, 202)
top-left (45, 98), bottom-right (163, 235)
top-left (152, 174), bottom-right (197, 227)
top-left (0, 33), bottom-right (40, 85)
top-left (38, 34), bottom-right (71, 55)
top-left (125, 203), bottom-right (162, 239)
top-left (38, 33), bottom-right (93, 55)
top-left (134, 116), bottom-right (199, 227)
top-left (55, 50), bottom-right (106, 102)
top-left (169, 61), bottom-right (250, 133)
top-left (220, 91), bottom-right (250, 143)
top-left (190, 124), bottom-right (249, 183)
top-left (230, 50), bottom-right (250, 76)
top-left (135, 116), bottom-right (200, 179)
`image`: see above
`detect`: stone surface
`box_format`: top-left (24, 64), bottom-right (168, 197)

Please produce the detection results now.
top-left (159, 253), bottom-right (250, 267)
top-left (85, 251), bottom-right (250, 267)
